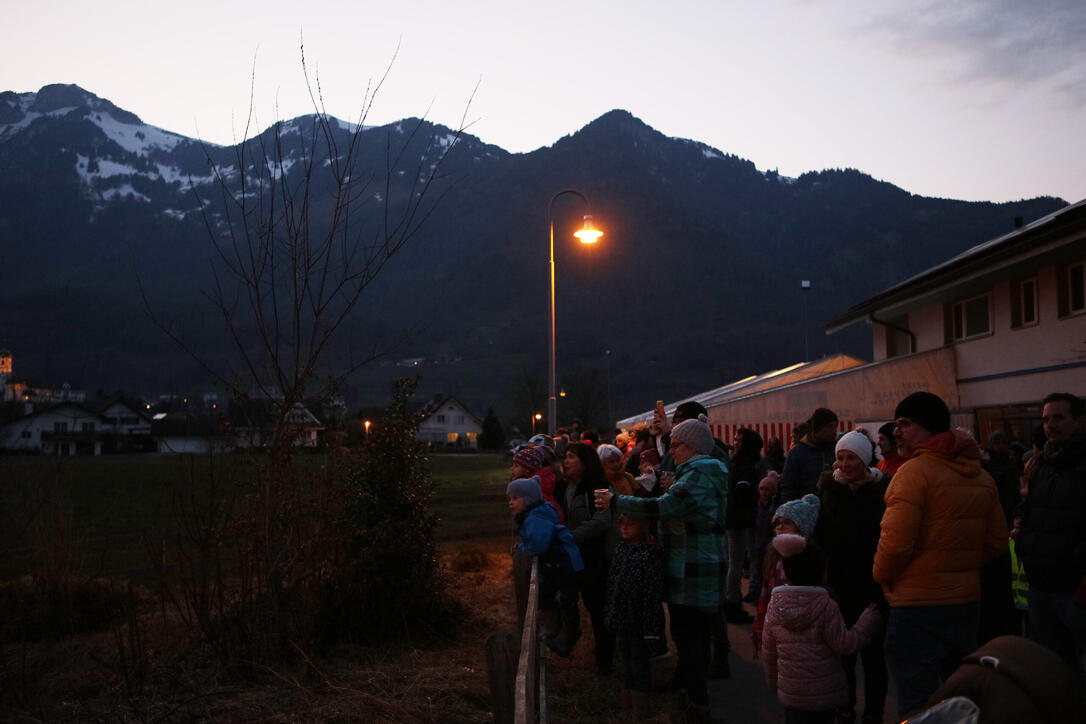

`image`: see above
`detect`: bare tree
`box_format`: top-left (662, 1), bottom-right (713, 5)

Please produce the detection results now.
top-left (144, 46), bottom-right (474, 453)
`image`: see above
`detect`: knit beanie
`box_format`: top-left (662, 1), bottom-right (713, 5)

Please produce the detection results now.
top-left (835, 430), bottom-right (873, 463)
top-left (670, 415), bottom-right (714, 455)
top-left (513, 447), bottom-right (545, 473)
top-left (774, 493), bottom-right (821, 537)
top-left (506, 476), bottom-right (543, 506)
top-left (894, 392), bottom-right (951, 434)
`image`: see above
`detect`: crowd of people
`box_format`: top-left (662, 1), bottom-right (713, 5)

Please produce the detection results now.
top-left (504, 391), bottom-right (1086, 723)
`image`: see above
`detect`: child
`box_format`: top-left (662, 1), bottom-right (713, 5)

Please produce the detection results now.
top-left (763, 534), bottom-right (880, 724)
top-left (508, 476), bottom-right (583, 653)
top-left (753, 493), bottom-right (820, 654)
top-left (511, 447), bottom-right (565, 523)
top-left (745, 472), bottom-right (779, 603)
top-left (604, 514), bottom-right (666, 718)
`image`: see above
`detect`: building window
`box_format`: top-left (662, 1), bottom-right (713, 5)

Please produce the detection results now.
top-left (436, 414), bottom-right (446, 423)
top-left (457, 415), bottom-right (465, 424)
top-left (947, 294), bottom-right (990, 342)
top-left (446, 432), bottom-right (459, 443)
top-left (466, 432), bottom-right (478, 442)
top-left (54, 421), bottom-right (68, 433)
top-left (1010, 277), bottom-right (1038, 329)
top-left (1058, 261), bottom-right (1085, 317)
top-left (82, 422), bottom-right (95, 433)
top-left (20, 430), bottom-right (31, 438)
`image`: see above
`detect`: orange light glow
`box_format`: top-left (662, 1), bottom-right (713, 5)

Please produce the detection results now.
top-left (573, 214), bottom-right (603, 244)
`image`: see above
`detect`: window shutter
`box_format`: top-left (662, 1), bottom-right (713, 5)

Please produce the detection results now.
top-left (1010, 280), bottom-right (1022, 328)
top-left (1058, 264), bottom-right (1070, 317)
top-left (944, 303), bottom-right (954, 344)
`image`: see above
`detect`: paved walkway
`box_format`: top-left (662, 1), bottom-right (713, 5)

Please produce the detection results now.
top-left (707, 617), bottom-right (900, 723)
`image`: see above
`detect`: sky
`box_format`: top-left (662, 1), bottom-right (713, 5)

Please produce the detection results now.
top-left (5, 0), bottom-right (1085, 203)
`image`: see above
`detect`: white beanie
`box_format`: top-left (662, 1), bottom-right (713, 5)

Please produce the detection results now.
top-left (835, 430), bottom-right (873, 464)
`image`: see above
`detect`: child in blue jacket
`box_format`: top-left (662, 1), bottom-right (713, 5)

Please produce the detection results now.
top-left (508, 476), bottom-right (584, 655)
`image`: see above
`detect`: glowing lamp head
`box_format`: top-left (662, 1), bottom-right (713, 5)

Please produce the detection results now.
top-left (573, 215), bottom-right (603, 244)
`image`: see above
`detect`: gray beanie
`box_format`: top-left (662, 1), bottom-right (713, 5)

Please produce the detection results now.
top-left (775, 494), bottom-right (821, 538)
top-left (506, 476), bottom-right (543, 507)
top-left (670, 416), bottom-right (715, 455)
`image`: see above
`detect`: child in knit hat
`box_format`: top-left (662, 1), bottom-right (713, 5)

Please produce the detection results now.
top-left (511, 446), bottom-right (565, 523)
top-left (508, 476), bottom-right (583, 650)
top-left (753, 493), bottom-right (821, 655)
top-left (762, 534), bottom-right (881, 721)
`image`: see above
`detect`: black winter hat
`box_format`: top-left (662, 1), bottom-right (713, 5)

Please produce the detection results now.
top-left (894, 392), bottom-right (950, 434)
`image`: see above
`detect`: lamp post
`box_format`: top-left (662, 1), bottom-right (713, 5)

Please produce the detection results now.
top-left (532, 412), bottom-right (542, 435)
top-left (800, 279), bottom-right (812, 361)
top-left (548, 190), bottom-right (602, 436)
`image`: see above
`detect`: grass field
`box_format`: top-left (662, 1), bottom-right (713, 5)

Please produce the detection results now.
top-left (0, 450), bottom-right (512, 578)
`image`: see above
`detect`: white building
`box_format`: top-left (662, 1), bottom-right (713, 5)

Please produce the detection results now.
top-left (416, 395), bottom-right (482, 448)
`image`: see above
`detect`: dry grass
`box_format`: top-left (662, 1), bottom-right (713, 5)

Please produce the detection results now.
top-left (1, 530), bottom-right (695, 723)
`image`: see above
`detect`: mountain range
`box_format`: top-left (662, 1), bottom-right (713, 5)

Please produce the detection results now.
top-left (0, 84), bottom-right (1067, 430)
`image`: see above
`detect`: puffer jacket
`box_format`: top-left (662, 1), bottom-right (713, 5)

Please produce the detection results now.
top-left (872, 430), bottom-right (1008, 607)
top-left (1017, 428), bottom-right (1086, 592)
top-left (762, 585), bottom-right (880, 710)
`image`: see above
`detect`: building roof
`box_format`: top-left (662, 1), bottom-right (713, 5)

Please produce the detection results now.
top-left (616, 353), bottom-right (867, 427)
top-left (825, 197), bottom-right (1086, 333)
top-left (417, 394), bottom-right (482, 426)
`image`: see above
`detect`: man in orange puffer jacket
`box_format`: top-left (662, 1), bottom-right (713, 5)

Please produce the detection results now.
top-left (873, 392), bottom-right (1008, 718)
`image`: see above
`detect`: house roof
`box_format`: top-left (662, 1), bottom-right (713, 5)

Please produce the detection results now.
top-left (92, 393), bottom-right (152, 420)
top-left (417, 395), bottom-right (482, 426)
top-left (151, 411), bottom-right (225, 437)
top-left (616, 353), bottom-right (867, 427)
top-left (825, 197), bottom-right (1086, 333)
top-left (0, 401), bottom-right (110, 427)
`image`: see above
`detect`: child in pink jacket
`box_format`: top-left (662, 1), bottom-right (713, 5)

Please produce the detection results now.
top-left (763, 534), bottom-right (881, 724)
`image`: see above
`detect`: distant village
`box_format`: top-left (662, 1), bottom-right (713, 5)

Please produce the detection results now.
top-left (0, 351), bottom-right (485, 456)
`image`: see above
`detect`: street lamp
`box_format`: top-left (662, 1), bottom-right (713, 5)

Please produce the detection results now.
top-left (548, 190), bottom-right (602, 435)
top-left (800, 280), bottom-right (812, 361)
top-left (532, 412), bottom-right (542, 435)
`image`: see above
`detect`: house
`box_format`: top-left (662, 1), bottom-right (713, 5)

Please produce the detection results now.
top-left (826, 197), bottom-right (1086, 442)
top-left (228, 397), bottom-right (325, 449)
top-left (151, 411), bottom-right (231, 454)
top-left (0, 402), bottom-right (112, 455)
top-left (416, 395), bottom-right (482, 448)
top-left (618, 198), bottom-right (1086, 447)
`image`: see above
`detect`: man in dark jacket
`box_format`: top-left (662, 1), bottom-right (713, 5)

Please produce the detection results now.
top-left (723, 428), bottom-right (767, 623)
top-left (1017, 392), bottom-right (1086, 677)
top-left (779, 407), bottom-right (838, 503)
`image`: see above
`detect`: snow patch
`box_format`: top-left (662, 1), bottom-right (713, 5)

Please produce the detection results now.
top-left (702, 147), bottom-right (722, 160)
top-left (0, 105), bottom-right (79, 137)
top-left (74, 154), bottom-right (140, 181)
top-left (91, 112), bottom-right (185, 154)
top-left (99, 184), bottom-right (150, 202)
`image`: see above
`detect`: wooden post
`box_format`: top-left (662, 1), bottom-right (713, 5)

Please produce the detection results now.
top-left (515, 559), bottom-right (542, 723)
top-left (486, 631), bottom-right (520, 724)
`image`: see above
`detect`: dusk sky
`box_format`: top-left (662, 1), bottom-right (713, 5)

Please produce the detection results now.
top-left (7, 0), bottom-right (1084, 203)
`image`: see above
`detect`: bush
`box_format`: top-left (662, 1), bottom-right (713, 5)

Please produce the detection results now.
top-left (314, 378), bottom-right (461, 647)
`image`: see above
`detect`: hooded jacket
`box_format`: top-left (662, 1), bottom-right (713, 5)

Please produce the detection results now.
top-left (762, 585), bottom-right (880, 710)
top-left (514, 500), bottom-right (584, 576)
top-left (872, 430), bottom-right (1008, 607)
